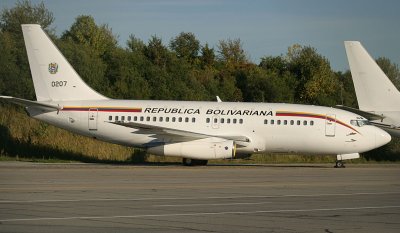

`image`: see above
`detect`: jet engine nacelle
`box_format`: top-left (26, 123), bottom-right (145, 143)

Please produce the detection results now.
top-left (148, 139), bottom-right (235, 160)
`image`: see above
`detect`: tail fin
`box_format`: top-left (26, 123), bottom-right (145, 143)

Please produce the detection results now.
top-left (344, 41), bottom-right (400, 111)
top-left (22, 24), bottom-right (107, 101)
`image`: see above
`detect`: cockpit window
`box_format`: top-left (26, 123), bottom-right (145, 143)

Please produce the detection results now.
top-left (350, 119), bottom-right (370, 127)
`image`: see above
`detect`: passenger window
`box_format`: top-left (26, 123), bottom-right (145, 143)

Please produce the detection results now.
top-left (166, 117), bottom-right (169, 122)
top-left (239, 119), bottom-right (243, 124)
top-left (121, 116), bottom-right (125, 121)
top-left (264, 119), bottom-right (268, 124)
top-left (192, 118), bottom-right (195, 123)
top-left (128, 116), bottom-right (131, 121)
top-left (172, 117), bottom-right (176, 122)
top-left (153, 117), bottom-right (157, 121)
top-left (310, 121), bottom-right (314, 126)
top-left (284, 120), bottom-right (287, 125)
top-left (178, 117), bottom-right (182, 122)
top-left (206, 118), bottom-right (210, 123)
top-left (290, 120), bottom-right (294, 125)
top-left (297, 120), bottom-right (300, 125)
top-left (134, 116), bottom-right (137, 121)
top-left (159, 117), bottom-right (163, 122)
top-left (221, 118), bottom-right (225, 123)
top-left (109, 116), bottom-right (112, 121)
top-left (271, 120), bottom-right (274, 125)
top-left (233, 119), bottom-right (237, 124)
top-left (185, 117), bottom-right (189, 123)
top-left (227, 118), bottom-right (231, 124)
top-left (303, 120), bottom-right (307, 126)
top-left (115, 116), bottom-right (119, 121)
top-left (146, 116), bottom-right (150, 121)
top-left (140, 116), bottom-right (144, 121)
top-left (214, 118), bottom-right (218, 123)
top-left (277, 120), bottom-right (281, 125)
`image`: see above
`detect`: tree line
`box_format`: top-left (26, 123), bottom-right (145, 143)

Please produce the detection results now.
top-left (1, 1), bottom-right (399, 161)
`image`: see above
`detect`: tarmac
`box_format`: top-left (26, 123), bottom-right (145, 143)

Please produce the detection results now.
top-left (0, 162), bottom-right (400, 232)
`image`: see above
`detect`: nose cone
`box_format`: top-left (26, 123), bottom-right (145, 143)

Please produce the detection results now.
top-left (375, 128), bottom-right (391, 148)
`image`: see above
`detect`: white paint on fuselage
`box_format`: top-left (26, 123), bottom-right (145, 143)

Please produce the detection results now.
top-left (28, 100), bottom-right (390, 156)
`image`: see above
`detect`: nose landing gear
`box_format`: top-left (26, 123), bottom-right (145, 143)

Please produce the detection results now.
top-left (334, 160), bottom-right (345, 168)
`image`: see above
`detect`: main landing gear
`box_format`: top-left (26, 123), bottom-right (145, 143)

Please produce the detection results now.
top-left (182, 158), bottom-right (208, 166)
top-left (334, 160), bottom-right (345, 168)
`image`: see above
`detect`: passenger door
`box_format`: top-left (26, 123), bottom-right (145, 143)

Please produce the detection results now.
top-left (325, 114), bottom-right (336, 136)
top-left (88, 108), bottom-right (98, 131)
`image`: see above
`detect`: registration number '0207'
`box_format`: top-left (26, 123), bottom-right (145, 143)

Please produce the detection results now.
top-left (51, 81), bottom-right (67, 87)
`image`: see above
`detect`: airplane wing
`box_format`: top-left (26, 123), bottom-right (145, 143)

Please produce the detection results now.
top-left (335, 105), bottom-right (385, 121)
top-left (109, 121), bottom-right (250, 143)
top-left (0, 96), bottom-right (60, 111)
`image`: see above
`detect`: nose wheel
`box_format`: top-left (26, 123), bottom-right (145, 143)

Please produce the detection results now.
top-left (334, 160), bottom-right (345, 168)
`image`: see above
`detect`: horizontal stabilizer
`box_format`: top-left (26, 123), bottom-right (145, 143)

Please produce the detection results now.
top-left (335, 105), bottom-right (385, 121)
top-left (0, 96), bottom-right (60, 111)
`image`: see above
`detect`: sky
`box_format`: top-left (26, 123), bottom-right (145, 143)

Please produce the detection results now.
top-left (2, 0), bottom-right (400, 71)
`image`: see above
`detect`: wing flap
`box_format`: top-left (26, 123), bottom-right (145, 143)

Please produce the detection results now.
top-left (109, 121), bottom-right (250, 143)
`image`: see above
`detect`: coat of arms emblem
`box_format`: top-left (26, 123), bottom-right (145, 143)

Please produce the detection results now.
top-left (48, 63), bottom-right (58, 74)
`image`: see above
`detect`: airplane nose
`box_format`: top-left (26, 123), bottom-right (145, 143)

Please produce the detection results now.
top-left (375, 129), bottom-right (391, 147)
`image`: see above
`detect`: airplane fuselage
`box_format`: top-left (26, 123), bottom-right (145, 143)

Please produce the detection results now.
top-left (27, 100), bottom-right (387, 158)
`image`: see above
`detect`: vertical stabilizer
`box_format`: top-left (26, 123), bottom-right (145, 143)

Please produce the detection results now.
top-left (22, 24), bottom-right (107, 101)
top-left (344, 41), bottom-right (400, 111)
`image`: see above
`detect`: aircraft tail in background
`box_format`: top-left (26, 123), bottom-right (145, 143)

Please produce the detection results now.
top-left (344, 41), bottom-right (400, 111)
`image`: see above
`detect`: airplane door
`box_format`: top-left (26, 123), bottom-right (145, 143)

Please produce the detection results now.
top-left (88, 108), bottom-right (98, 131)
top-left (325, 114), bottom-right (336, 137)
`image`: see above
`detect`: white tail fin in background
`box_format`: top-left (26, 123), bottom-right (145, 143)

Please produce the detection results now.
top-left (344, 41), bottom-right (400, 111)
top-left (22, 24), bottom-right (107, 101)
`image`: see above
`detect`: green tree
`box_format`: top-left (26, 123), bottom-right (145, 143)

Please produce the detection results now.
top-left (0, 0), bottom-right (54, 35)
top-left (0, 31), bottom-right (19, 96)
top-left (145, 35), bottom-right (169, 68)
top-left (0, 0), bottom-right (55, 100)
top-left (376, 57), bottom-right (400, 89)
top-left (108, 47), bottom-right (150, 99)
top-left (259, 56), bottom-right (297, 103)
top-left (200, 43), bottom-right (215, 68)
top-left (62, 15), bottom-right (117, 56)
top-left (217, 38), bottom-right (248, 66)
top-left (127, 34), bottom-right (145, 54)
top-left (58, 40), bottom-right (109, 95)
top-left (335, 71), bottom-right (357, 108)
top-left (287, 44), bottom-right (339, 106)
top-left (260, 56), bottom-right (288, 75)
top-left (169, 32), bottom-right (200, 62)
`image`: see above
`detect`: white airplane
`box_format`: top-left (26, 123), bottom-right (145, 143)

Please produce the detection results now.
top-left (344, 41), bottom-right (400, 137)
top-left (0, 25), bottom-right (391, 167)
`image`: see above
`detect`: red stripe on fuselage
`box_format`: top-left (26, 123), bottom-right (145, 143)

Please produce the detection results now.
top-left (276, 111), bottom-right (359, 133)
top-left (62, 107), bottom-right (142, 113)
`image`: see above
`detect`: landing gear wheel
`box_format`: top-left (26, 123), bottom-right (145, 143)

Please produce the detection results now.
top-left (182, 158), bottom-right (208, 166)
top-left (183, 158), bottom-right (192, 166)
top-left (197, 160), bottom-right (208, 166)
top-left (335, 160), bottom-right (345, 168)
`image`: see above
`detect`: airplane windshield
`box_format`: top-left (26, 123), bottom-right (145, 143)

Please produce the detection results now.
top-left (350, 119), bottom-right (370, 127)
